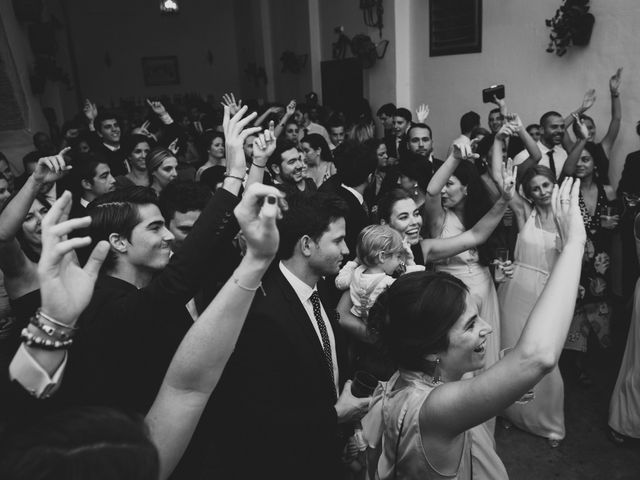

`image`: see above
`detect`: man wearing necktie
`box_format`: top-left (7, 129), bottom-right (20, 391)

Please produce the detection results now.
top-left (513, 111), bottom-right (567, 176)
top-left (206, 192), bottom-right (370, 479)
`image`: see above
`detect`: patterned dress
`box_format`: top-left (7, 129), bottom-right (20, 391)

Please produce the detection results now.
top-left (565, 183), bottom-right (612, 351)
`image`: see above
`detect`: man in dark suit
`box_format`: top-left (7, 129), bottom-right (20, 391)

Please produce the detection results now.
top-left (384, 107), bottom-right (412, 162)
top-left (68, 153), bottom-right (116, 220)
top-left (321, 141), bottom-right (377, 259)
top-left (207, 192), bottom-right (370, 479)
top-left (405, 122), bottom-right (444, 171)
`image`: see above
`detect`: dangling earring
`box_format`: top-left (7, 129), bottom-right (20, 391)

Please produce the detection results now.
top-left (433, 357), bottom-right (441, 383)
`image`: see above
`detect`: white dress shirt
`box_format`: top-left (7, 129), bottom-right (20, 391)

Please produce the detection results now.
top-left (9, 344), bottom-right (67, 398)
top-left (340, 183), bottom-right (364, 206)
top-left (279, 261), bottom-right (339, 392)
top-left (513, 141), bottom-right (567, 174)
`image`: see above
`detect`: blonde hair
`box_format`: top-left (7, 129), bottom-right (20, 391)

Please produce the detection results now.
top-left (356, 224), bottom-right (405, 267)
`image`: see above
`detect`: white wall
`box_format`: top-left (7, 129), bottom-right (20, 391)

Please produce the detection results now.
top-left (409, 0), bottom-right (639, 187)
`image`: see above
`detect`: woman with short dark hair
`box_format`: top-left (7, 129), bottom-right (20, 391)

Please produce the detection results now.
top-left (362, 178), bottom-right (584, 479)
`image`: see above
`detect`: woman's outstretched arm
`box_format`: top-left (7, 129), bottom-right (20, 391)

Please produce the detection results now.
top-left (423, 177), bottom-right (585, 438)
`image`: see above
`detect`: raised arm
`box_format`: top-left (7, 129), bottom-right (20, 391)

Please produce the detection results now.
top-left (424, 178), bottom-right (585, 437)
top-left (9, 191), bottom-right (109, 388)
top-left (509, 113), bottom-right (541, 163)
top-left (274, 100), bottom-right (296, 138)
top-left (246, 121), bottom-right (276, 190)
top-left (422, 160), bottom-right (515, 262)
top-left (415, 103), bottom-right (430, 124)
top-left (146, 184), bottom-right (282, 480)
top-left (424, 142), bottom-right (477, 233)
top-left (601, 67), bottom-right (623, 156)
top-left (146, 106), bottom-right (260, 306)
top-left (563, 89), bottom-right (596, 151)
top-left (490, 126), bottom-right (529, 220)
top-left (561, 114), bottom-right (589, 178)
top-left (0, 150), bottom-right (70, 283)
top-left (254, 105), bottom-right (283, 127)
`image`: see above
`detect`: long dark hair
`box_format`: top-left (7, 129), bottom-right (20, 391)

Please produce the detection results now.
top-left (0, 193), bottom-right (53, 263)
top-left (451, 161), bottom-right (492, 265)
top-left (301, 133), bottom-right (332, 163)
top-left (368, 271), bottom-right (469, 371)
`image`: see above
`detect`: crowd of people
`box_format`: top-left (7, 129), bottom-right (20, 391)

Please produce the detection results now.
top-left (0, 64), bottom-right (638, 479)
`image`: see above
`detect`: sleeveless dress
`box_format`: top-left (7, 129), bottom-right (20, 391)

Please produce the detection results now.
top-left (432, 211), bottom-right (507, 478)
top-left (497, 209), bottom-right (565, 440)
top-left (433, 210), bottom-right (500, 369)
top-left (376, 370), bottom-right (473, 479)
top-left (565, 184), bottom-right (612, 351)
top-left (608, 221), bottom-right (640, 439)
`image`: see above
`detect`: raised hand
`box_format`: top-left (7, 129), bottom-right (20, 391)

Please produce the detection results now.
top-left (168, 138), bottom-right (179, 155)
top-left (285, 99), bottom-right (297, 117)
top-left (146, 99), bottom-right (168, 116)
top-left (496, 124), bottom-right (516, 141)
top-left (491, 95), bottom-right (506, 111)
top-left (233, 183), bottom-right (285, 262)
top-left (416, 104), bottom-right (430, 123)
top-left (37, 191), bottom-right (110, 327)
top-left (505, 113), bottom-right (523, 132)
top-left (132, 120), bottom-right (154, 139)
top-left (609, 67), bottom-right (623, 95)
top-left (33, 147), bottom-right (72, 184)
top-left (572, 113), bottom-right (589, 140)
top-left (222, 105), bottom-right (260, 175)
top-left (452, 141), bottom-right (479, 161)
top-left (253, 121), bottom-right (277, 161)
top-left (83, 99), bottom-right (98, 122)
top-left (581, 89), bottom-right (597, 112)
top-left (500, 158), bottom-right (517, 201)
top-left (552, 177), bottom-right (586, 248)
top-left (221, 93), bottom-right (243, 117)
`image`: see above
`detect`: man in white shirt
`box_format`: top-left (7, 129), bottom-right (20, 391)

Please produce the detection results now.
top-left (207, 192), bottom-right (370, 479)
top-left (295, 103), bottom-right (331, 144)
top-left (513, 111), bottom-right (567, 177)
top-left (448, 110), bottom-right (480, 157)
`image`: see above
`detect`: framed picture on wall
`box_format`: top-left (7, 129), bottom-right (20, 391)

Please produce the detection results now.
top-left (430, 0), bottom-right (482, 57)
top-left (142, 56), bottom-right (180, 86)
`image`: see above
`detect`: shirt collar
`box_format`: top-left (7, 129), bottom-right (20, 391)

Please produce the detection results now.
top-left (537, 141), bottom-right (563, 154)
top-left (279, 261), bottom-right (317, 303)
top-left (103, 143), bottom-right (120, 152)
top-left (340, 184), bottom-right (364, 205)
top-left (80, 197), bottom-right (90, 208)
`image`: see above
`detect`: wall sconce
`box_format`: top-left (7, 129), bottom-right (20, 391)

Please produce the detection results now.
top-left (160, 0), bottom-right (179, 14)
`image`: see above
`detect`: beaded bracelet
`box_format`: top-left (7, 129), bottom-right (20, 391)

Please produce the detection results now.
top-left (21, 328), bottom-right (74, 350)
top-left (29, 315), bottom-right (73, 341)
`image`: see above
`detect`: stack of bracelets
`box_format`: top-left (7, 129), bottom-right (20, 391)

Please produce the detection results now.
top-left (20, 308), bottom-right (76, 350)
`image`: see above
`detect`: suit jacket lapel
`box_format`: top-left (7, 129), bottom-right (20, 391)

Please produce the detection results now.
top-left (269, 269), bottom-right (335, 385)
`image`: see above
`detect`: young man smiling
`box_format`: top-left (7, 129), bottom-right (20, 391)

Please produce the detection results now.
top-left (48, 107), bottom-right (258, 414)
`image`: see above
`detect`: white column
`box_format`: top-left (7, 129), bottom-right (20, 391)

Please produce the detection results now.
top-left (394, 0), bottom-right (412, 108)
